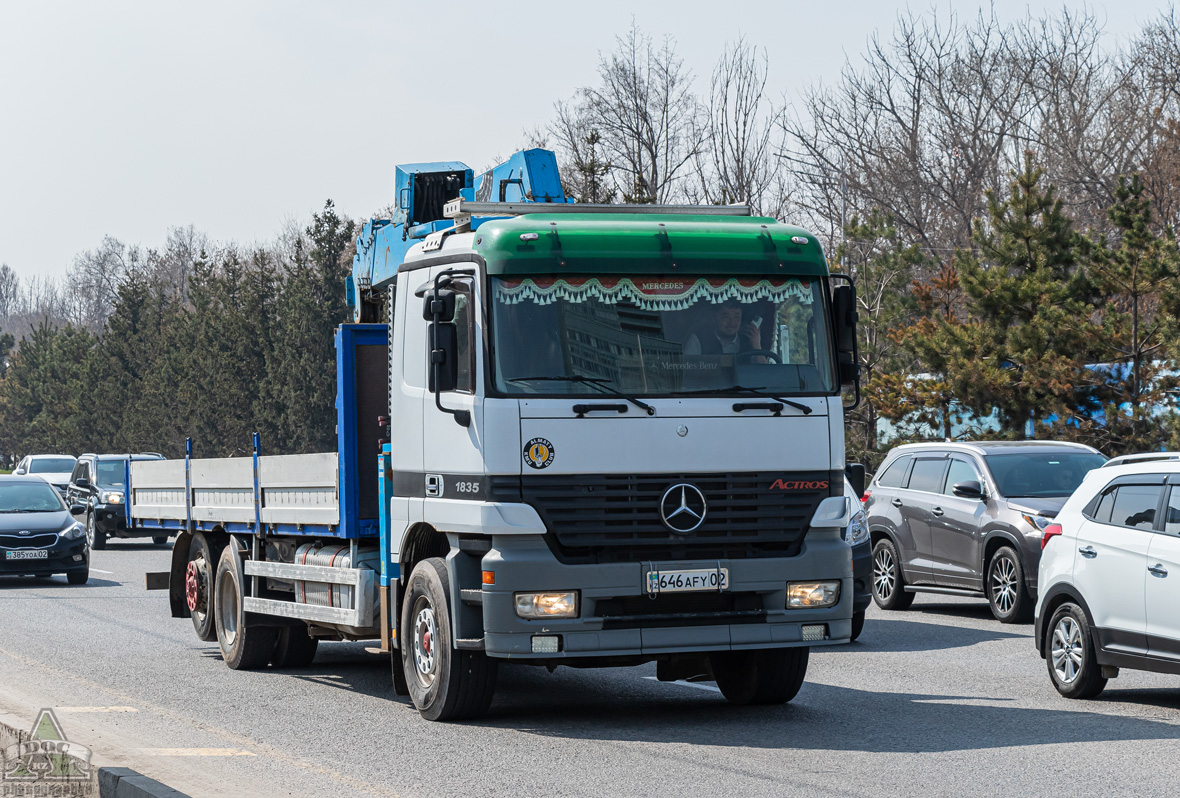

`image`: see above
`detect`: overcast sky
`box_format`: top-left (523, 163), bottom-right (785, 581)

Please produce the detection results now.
top-left (0, 1), bottom-right (1166, 280)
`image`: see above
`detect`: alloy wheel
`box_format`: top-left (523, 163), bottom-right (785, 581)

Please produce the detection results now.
top-left (1051, 616), bottom-right (1084, 683)
top-left (990, 555), bottom-right (1017, 615)
top-left (85, 514), bottom-right (95, 547)
top-left (873, 548), bottom-right (896, 600)
top-left (217, 572), bottom-right (239, 648)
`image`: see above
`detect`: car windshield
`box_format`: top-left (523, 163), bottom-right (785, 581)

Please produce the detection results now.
top-left (0, 482), bottom-right (67, 512)
top-left (29, 457), bottom-right (75, 473)
top-left (984, 452), bottom-right (1108, 498)
top-left (490, 275), bottom-right (836, 395)
top-left (96, 460), bottom-right (126, 487)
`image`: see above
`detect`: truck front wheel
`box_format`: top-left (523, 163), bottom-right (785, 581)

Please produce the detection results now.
top-left (400, 557), bottom-right (497, 721)
top-left (711, 647), bottom-right (809, 705)
top-left (214, 546), bottom-right (277, 670)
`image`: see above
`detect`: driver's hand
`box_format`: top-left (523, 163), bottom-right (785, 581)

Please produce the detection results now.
top-left (740, 322), bottom-right (761, 350)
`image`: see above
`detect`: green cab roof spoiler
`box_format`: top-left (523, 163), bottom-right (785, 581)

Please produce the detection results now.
top-left (457, 203), bottom-right (829, 277)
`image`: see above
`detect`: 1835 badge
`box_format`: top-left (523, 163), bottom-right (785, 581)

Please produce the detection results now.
top-left (524, 437), bottom-right (555, 469)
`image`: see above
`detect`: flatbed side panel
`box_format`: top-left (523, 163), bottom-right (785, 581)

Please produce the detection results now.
top-left (191, 457), bottom-right (255, 523)
top-left (129, 459), bottom-right (187, 521)
top-left (259, 453), bottom-right (340, 526)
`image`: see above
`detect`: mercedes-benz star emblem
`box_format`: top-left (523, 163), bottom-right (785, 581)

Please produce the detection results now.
top-left (659, 483), bottom-right (707, 534)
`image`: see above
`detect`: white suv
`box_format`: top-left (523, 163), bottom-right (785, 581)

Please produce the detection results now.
top-left (1035, 460), bottom-right (1180, 698)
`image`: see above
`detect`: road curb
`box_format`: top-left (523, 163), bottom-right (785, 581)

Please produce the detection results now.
top-left (99, 766), bottom-right (193, 798)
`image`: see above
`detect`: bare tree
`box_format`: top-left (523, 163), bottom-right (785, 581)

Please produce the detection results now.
top-left (550, 23), bottom-right (702, 203)
top-left (0, 264), bottom-right (20, 324)
top-left (690, 38), bottom-right (786, 216)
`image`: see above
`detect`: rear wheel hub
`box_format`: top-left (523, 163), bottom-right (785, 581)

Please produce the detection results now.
top-left (186, 558), bottom-right (207, 613)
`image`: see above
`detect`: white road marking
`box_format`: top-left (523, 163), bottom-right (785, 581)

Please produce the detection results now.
top-left (89, 569), bottom-right (114, 574)
top-left (140, 748), bottom-right (256, 757)
top-left (56, 706), bottom-right (137, 713)
top-left (642, 676), bottom-right (721, 693)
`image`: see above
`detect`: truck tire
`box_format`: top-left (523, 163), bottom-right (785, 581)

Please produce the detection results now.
top-left (152, 535), bottom-right (169, 546)
top-left (400, 557), bottom-right (497, 721)
top-left (850, 609), bottom-right (866, 641)
top-left (187, 533), bottom-right (218, 642)
top-left (711, 647), bottom-right (809, 705)
top-left (214, 546), bottom-right (277, 670)
top-left (86, 512), bottom-right (107, 551)
top-left (271, 626), bottom-right (319, 668)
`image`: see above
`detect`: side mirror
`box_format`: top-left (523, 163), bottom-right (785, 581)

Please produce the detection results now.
top-left (422, 289), bottom-right (457, 322)
top-left (428, 323), bottom-right (459, 393)
top-left (69, 504), bottom-right (85, 515)
top-left (831, 284), bottom-right (859, 386)
top-left (74, 477), bottom-right (91, 489)
top-left (845, 463), bottom-right (866, 498)
top-left (952, 480), bottom-right (984, 500)
top-left (14, 468), bottom-right (25, 475)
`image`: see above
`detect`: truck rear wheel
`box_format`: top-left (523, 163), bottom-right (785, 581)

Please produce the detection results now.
top-left (187, 533), bottom-right (218, 642)
top-left (400, 557), bottom-right (497, 721)
top-left (711, 647), bottom-right (809, 705)
top-left (271, 626), bottom-right (319, 668)
top-left (214, 546), bottom-right (277, 670)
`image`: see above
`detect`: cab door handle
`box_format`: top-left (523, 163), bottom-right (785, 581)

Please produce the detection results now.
top-left (1078, 546), bottom-right (1097, 558)
top-left (1149, 563), bottom-right (1168, 577)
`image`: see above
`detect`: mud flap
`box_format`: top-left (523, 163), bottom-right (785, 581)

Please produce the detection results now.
top-left (168, 530), bottom-right (193, 619)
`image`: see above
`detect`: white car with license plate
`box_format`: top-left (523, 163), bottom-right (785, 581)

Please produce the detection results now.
top-left (1035, 459), bottom-right (1180, 697)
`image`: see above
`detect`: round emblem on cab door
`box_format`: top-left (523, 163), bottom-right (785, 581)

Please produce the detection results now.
top-left (676, 425), bottom-right (689, 437)
top-left (523, 437), bottom-right (555, 469)
top-left (659, 483), bottom-right (707, 534)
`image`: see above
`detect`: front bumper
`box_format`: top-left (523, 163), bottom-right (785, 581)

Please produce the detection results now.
top-left (93, 503), bottom-right (129, 534)
top-left (0, 538), bottom-right (88, 575)
top-left (480, 534), bottom-right (853, 659)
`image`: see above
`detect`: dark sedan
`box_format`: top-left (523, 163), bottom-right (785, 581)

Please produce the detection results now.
top-left (0, 476), bottom-right (89, 584)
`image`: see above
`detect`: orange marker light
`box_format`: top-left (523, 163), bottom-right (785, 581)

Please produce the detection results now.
top-left (482, 570), bottom-right (496, 585)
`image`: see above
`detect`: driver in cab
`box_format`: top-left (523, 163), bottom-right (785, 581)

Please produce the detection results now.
top-left (683, 300), bottom-right (763, 357)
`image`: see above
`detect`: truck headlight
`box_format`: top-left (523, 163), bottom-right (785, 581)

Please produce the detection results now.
top-left (845, 508), bottom-right (868, 545)
top-left (59, 522), bottom-right (85, 541)
top-left (787, 581), bottom-right (841, 608)
top-left (104, 492), bottom-right (124, 504)
top-left (515, 591), bottom-right (579, 619)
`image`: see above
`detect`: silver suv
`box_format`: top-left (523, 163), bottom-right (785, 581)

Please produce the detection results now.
top-left (866, 441), bottom-right (1106, 623)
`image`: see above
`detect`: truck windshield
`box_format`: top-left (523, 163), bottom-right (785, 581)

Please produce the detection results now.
top-left (490, 275), bottom-right (836, 396)
top-left (96, 460), bottom-right (126, 487)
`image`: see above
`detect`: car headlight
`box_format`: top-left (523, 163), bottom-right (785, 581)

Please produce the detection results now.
top-left (103, 492), bottom-right (124, 504)
top-left (845, 508), bottom-right (869, 545)
top-left (59, 522), bottom-right (85, 541)
top-left (1021, 513), bottom-right (1053, 533)
top-left (787, 581), bottom-right (841, 608)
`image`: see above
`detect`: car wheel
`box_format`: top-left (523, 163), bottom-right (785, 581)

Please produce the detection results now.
top-left (850, 609), bottom-right (866, 641)
top-left (1046, 602), bottom-right (1107, 699)
top-left (67, 559), bottom-right (89, 585)
top-left (871, 538), bottom-right (914, 610)
top-left (400, 557), bottom-right (498, 721)
top-left (152, 536), bottom-right (168, 545)
top-left (86, 512), bottom-right (107, 550)
top-left (711, 647), bottom-right (809, 705)
top-left (987, 546), bottom-right (1033, 624)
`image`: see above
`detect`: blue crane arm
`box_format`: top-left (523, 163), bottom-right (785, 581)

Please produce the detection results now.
top-left (347, 148), bottom-right (567, 321)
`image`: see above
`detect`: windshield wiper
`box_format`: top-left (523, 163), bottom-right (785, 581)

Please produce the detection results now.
top-left (506, 375), bottom-right (655, 416)
top-left (674, 385), bottom-right (813, 415)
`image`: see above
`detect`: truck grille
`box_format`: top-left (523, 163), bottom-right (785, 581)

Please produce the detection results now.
top-left (593, 591), bottom-right (765, 629)
top-left (0, 533), bottom-right (58, 549)
top-left (519, 471), bottom-right (836, 564)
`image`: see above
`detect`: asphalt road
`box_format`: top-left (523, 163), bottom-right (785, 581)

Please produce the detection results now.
top-left (2, 542), bottom-right (1179, 798)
